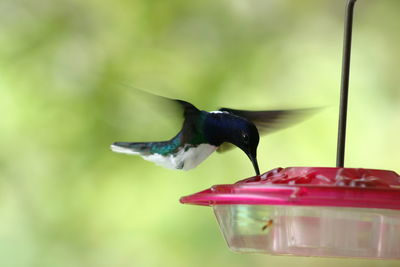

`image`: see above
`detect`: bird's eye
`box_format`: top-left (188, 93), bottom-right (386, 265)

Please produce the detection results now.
top-left (242, 133), bottom-right (249, 143)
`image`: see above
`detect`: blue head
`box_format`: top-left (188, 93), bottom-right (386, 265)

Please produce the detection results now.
top-left (203, 112), bottom-right (260, 175)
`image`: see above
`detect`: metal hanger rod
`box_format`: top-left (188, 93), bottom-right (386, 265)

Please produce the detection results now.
top-left (336, 0), bottom-right (358, 168)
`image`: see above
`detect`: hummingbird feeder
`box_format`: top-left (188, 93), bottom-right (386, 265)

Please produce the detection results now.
top-left (180, 0), bottom-right (400, 259)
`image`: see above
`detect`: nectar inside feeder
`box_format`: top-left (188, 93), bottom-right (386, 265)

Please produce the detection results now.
top-left (180, 0), bottom-right (400, 259)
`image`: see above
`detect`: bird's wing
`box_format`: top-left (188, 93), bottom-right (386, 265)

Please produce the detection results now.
top-left (126, 88), bottom-right (205, 143)
top-left (217, 107), bottom-right (317, 153)
top-left (122, 86), bottom-right (201, 119)
top-left (218, 107), bottom-right (316, 135)
top-left (171, 99), bottom-right (200, 118)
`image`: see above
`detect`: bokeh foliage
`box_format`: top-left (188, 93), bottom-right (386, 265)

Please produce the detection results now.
top-left (1, 0), bottom-right (400, 266)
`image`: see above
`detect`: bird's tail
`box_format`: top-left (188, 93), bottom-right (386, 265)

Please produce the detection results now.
top-left (110, 142), bottom-right (152, 155)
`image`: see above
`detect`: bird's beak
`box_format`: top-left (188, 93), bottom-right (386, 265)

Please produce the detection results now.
top-left (247, 153), bottom-right (260, 176)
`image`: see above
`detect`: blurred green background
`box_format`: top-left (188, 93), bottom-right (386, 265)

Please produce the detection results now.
top-left (1, 0), bottom-right (400, 266)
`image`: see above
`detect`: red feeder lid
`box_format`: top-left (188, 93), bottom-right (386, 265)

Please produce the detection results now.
top-left (180, 167), bottom-right (400, 210)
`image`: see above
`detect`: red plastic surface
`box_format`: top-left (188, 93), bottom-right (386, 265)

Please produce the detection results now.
top-left (239, 167), bottom-right (400, 187)
top-left (180, 167), bottom-right (400, 210)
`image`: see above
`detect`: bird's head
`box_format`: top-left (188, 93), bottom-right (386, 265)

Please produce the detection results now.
top-left (204, 113), bottom-right (260, 175)
top-left (229, 120), bottom-right (260, 176)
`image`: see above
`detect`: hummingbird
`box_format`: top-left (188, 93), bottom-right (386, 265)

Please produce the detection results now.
top-left (111, 95), bottom-right (313, 176)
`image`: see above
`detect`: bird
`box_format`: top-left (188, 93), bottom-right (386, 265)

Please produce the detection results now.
top-left (111, 94), bottom-right (314, 176)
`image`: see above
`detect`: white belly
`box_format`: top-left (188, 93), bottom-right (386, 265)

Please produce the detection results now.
top-left (143, 144), bottom-right (217, 170)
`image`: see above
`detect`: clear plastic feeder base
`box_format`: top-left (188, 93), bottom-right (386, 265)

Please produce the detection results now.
top-left (181, 167), bottom-right (400, 259)
top-left (214, 205), bottom-right (400, 259)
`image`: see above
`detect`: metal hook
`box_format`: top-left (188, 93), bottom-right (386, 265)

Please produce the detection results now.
top-left (336, 0), bottom-right (358, 168)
